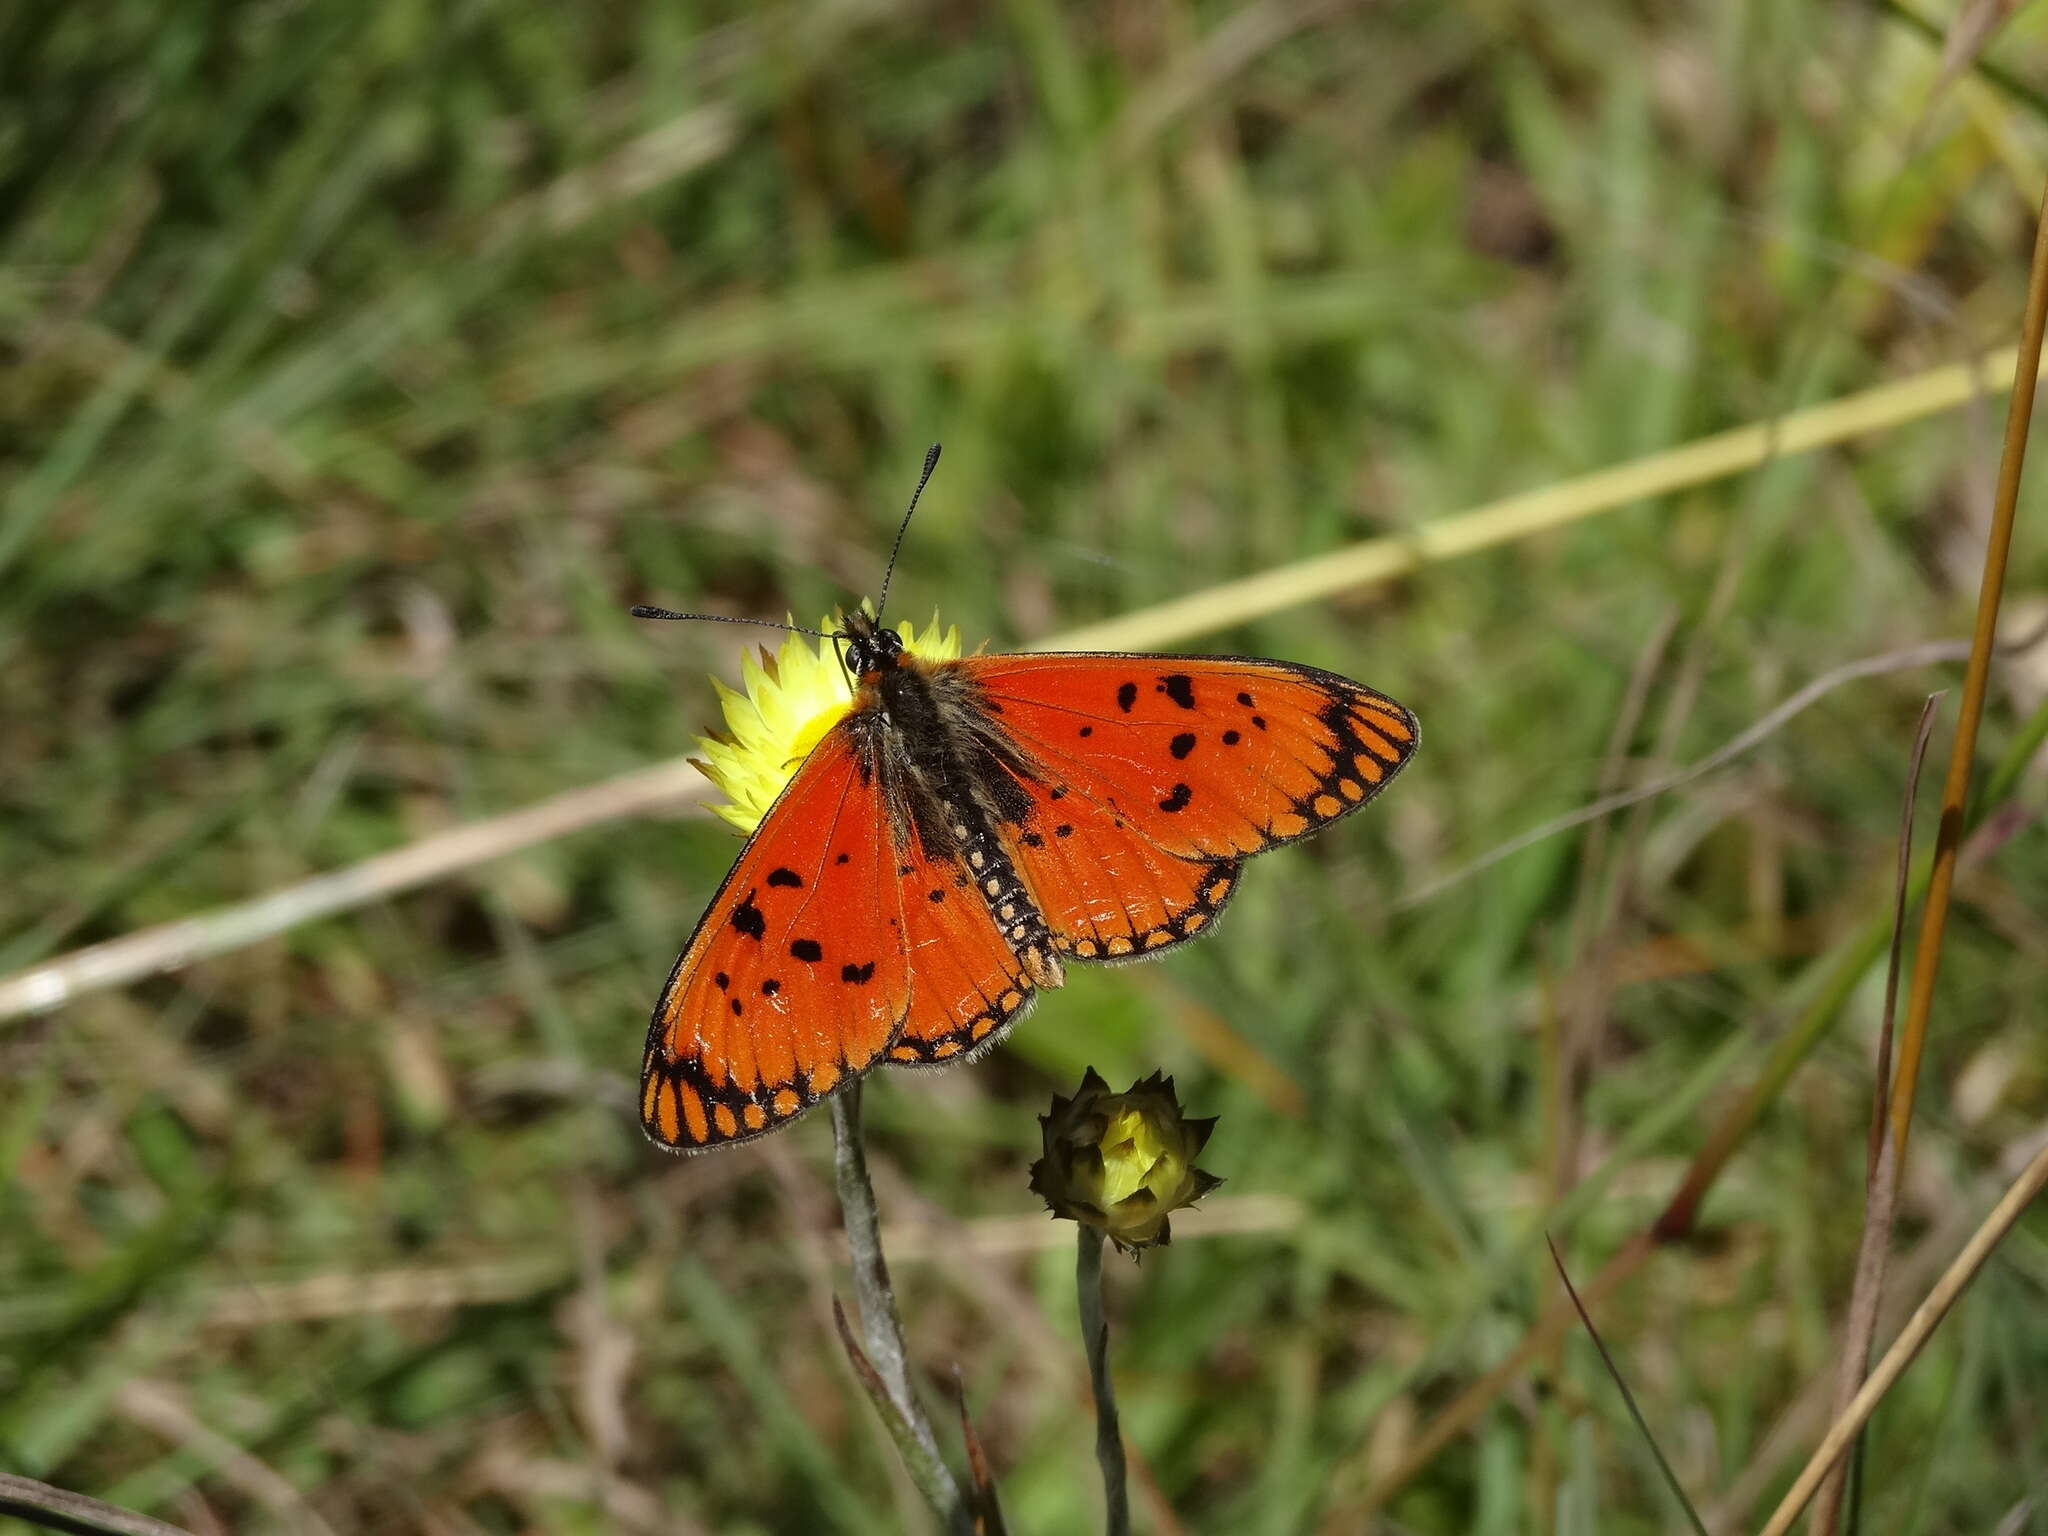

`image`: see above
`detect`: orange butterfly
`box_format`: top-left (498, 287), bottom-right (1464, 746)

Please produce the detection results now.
top-left (636, 449), bottom-right (1417, 1150)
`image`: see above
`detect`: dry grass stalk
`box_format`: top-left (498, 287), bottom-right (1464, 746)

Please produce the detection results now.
top-left (0, 759), bottom-right (711, 1021)
top-left (1756, 1134), bottom-right (2048, 1536)
top-left (1886, 184), bottom-right (2048, 1162)
top-left (0, 1472), bottom-right (194, 1536)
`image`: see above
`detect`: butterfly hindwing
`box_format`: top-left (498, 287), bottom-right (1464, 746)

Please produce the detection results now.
top-left (990, 763), bottom-right (1244, 960)
top-left (641, 714), bottom-right (909, 1150)
top-left (881, 843), bottom-right (1039, 1068)
top-left (957, 653), bottom-right (1417, 862)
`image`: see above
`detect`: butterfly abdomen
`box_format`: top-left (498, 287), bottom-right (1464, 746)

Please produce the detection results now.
top-left (946, 819), bottom-right (1063, 989)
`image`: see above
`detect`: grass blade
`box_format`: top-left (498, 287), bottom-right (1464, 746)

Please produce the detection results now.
top-left (1545, 1236), bottom-right (1709, 1536)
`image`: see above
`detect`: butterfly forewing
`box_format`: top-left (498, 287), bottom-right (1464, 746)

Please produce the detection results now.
top-left (642, 717), bottom-right (909, 1149)
top-left (957, 653), bottom-right (1418, 862)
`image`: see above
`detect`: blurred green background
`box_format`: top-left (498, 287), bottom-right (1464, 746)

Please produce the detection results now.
top-left (6, 2), bottom-right (2048, 1531)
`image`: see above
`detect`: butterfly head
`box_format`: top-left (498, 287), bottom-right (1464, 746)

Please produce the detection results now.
top-left (838, 607), bottom-right (906, 681)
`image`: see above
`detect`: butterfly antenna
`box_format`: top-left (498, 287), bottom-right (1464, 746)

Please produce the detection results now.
top-left (629, 607), bottom-right (834, 640)
top-left (876, 442), bottom-right (941, 621)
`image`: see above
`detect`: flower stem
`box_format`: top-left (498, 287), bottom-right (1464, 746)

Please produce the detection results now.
top-left (1076, 1227), bottom-right (1131, 1536)
top-left (829, 1082), bottom-right (969, 1529)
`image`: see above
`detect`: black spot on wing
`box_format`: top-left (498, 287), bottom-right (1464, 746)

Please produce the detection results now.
top-left (731, 894), bottom-right (766, 940)
top-left (767, 867), bottom-right (803, 888)
top-left (761, 978), bottom-right (781, 996)
top-left (1160, 674), bottom-right (1196, 709)
top-left (1169, 731), bottom-right (1197, 760)
top-left (840, 961), bottom-right (876, 984)
top-left (1116, 681), bottom-right (1137, 712)
top-left (790, 938), bottom-right (823, 962)
top-left (1223, 730), bottom-right (1241, 745)
top-left (1158, 782), bottom-right (1193, 813)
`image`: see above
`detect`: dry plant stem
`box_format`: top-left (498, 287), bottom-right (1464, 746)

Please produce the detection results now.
top-left (1810, 694), bottom-right (1941, 1535)
top-left (828, 1083), bottom-right (965, 1525)
top-left (830, 1301), bottom-right (971, 1535)
top-left (1075, 1228), bottom-right (1131, 1536)
top-left (950, 1367), bottom-right (1010, 1536)
top-left (0, 759), bottom-right (710, 1020)
top-left (1756, 1136), bottom-right (2048, 1536)
top-left (1889, 185), bottom-right (2048, 1161)
top-left (0, 348), bottom-right (2038, 1026)
top-left (0, 1473), bottom-right (194, 1536)
top-left (1047, 344), bottom-right (2032, 651)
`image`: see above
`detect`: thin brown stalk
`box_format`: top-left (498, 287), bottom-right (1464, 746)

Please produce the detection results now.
top-left (1810, 693), bottom-right (1941, 1534)
top-left (1757, 1134), bottom-right (2048, 1536)
top-left (949, 1368), bottom-right (1009, 1536)
top-left (0, 1473), bottom-right (194, 1536)
top-left (1888, 177), bottom-right (2048, 1161)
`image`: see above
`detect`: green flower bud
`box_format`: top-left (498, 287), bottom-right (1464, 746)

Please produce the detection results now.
top-left (1028, 1068), bottom-right (1222, 1253)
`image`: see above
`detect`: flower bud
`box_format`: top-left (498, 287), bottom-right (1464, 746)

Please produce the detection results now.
top-left (1028, 1068), bottom-right (1222, 1253)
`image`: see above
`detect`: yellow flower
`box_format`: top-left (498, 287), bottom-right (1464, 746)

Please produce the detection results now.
top-left (691, 612), bottom-right (961, 833)
top-left (1029, 1068), bottom-right (1223, 1253)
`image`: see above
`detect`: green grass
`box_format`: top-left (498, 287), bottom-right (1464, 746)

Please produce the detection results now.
top-left (6, 2), bottom-right (2048, 1531)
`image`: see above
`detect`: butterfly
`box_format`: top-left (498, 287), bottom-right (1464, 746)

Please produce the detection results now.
top-left (636, 447), bottom-right (1417, 1150)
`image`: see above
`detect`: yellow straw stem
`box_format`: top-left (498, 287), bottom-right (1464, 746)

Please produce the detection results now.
top-left (1041, 346), bottom-right (2027, 653)
top-left (1885, 187), bottom-right (2048, 1161)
